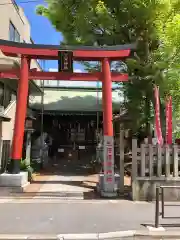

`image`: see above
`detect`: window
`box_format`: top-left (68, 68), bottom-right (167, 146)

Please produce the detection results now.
top-left (3, 87), bottom-right (11, 108)
top-left (0, 83), bottom-right (4, 106)
top-left (9, 21), bottom-right (20, 42)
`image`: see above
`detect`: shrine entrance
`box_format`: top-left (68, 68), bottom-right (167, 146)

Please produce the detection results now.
top-left (0, 39), bottom-right (135, 197)
top-left (42, 113), bottom-right (102, 162)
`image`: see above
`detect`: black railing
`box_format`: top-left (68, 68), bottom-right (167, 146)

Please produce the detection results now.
top-left (0, 140), bottom-right (11, 173)
top-left (155, 185), bottom-right (180, 228)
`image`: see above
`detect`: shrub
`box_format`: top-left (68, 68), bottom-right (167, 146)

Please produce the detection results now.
top-left (20, 160), bottom-right (34, 182)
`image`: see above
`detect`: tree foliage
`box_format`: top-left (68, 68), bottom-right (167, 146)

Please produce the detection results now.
top-left (37, 0), bottom-right (180, 136)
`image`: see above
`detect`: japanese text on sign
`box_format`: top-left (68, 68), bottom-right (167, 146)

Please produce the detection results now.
top-left (103, 136), bottom-right (115, 190)
top-left (58, 51), bottom-right (73, 73)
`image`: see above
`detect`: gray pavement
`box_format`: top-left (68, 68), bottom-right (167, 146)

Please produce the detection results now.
top-left (0, 199), bottom-right (179, 235)
top-left (0, 200), bottom-right (148, 234)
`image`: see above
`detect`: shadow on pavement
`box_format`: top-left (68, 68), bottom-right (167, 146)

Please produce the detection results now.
top-left (142, 223), bottom-right (180, 228)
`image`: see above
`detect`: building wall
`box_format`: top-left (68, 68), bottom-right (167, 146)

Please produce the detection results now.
top-left (1, 101), bottom-right (16, 141)
top-left (0, 0), bottom-right (41, 152)
top-left (0, 0), bottom-right (41, 71)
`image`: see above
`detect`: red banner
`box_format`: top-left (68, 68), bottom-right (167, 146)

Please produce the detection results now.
top-left (165, 96), bottom-right (172, 144)
top-left (154, 85), bottom-right (163, 145)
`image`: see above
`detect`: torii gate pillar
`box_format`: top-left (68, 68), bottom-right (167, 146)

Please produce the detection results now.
top-left (102, 58), bottom-right (113, 136)
top-left (10, 56), bottom-right (29, 173)
top-left (101, 58), bottom-right (116, 197)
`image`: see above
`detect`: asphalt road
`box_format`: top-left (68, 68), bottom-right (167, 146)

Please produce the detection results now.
top-left (0, 200), bottom-right (179, 235)
top-left (0, 200), bottom-right (153, 234)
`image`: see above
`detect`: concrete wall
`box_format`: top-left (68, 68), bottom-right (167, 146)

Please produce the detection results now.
top-left (0, 0), bottom-right (29, 69)
top-left (132, 177), bottom-right (180, 201)
top-left (0, 1), bottom-right (41, 151)
top-left (0, 0), bottom-right (30, 42)
top-left (2, 101), bottom-right (16, 141)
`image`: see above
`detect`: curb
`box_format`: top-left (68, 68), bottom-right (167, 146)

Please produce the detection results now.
top-left (0, 230), bottom-right (180, 239)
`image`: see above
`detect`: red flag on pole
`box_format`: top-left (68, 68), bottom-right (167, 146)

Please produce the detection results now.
top-left (165, 96), bottom-right (172, 144)
top-left (165, 97), bottom-right (169, 144)
top-left (154, 85), bottom-right (163, 145)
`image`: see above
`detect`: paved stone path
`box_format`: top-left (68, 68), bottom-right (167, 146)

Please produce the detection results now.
top-left (38, 175), bottom-right (96, 193)
top-left (23, 173), bottom-right (98, 199)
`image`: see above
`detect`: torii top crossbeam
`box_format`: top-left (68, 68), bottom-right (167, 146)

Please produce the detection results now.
top-left (0, 39), bottom-right (135, 176)
top-left (0, 39), bottom-right (136, 60)
top-left (0, 40), bottom-right (135, 82)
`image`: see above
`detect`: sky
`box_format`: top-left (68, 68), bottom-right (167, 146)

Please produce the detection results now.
top-left (15, 0), bottom-right (118, 89)
top-left (16, 0), bottom-right (83, 72)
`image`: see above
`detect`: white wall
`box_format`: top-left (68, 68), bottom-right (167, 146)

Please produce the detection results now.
top-left (0, 1), bottom-right (41, 145)
top-left (2, 101), bottom-right (16, 141)
top-left (0, 0), bottom-right (41, 71)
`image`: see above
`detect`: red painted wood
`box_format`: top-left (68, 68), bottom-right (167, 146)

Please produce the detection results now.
top-left (0, 70), bottom-right (128, 82)
top-left (102, 58), bottom-right (113, 136)
top-left (11, 56), bottom-right (29, 160)
top-left (0, 45), bottom-right (130, 60)
top-left (73, 49), bottom-right (130, 59)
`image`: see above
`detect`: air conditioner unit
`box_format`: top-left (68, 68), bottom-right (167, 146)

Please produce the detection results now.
top-left (0, 106), bottom-right (4, 113)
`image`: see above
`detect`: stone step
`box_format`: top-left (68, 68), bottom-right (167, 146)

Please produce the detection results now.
top-left (5, 191), bottom-right (85, 200)
top-left (34, 191), bottom-right (84, 198)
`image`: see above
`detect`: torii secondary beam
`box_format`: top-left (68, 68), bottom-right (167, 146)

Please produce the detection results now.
top-left (0, 70), bottom-right (128, 82)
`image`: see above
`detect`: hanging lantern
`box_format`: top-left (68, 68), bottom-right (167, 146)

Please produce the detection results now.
top-left (25, 118), bottom-right (33, 130)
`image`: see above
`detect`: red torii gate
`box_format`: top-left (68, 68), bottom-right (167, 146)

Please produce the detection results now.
top-left (0, 39), bottom-right (135, 194)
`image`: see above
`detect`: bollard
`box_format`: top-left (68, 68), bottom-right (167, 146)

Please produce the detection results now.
top-left (161, 187), bottom-right (165, 218)
top-left (155, 187), bottom-right (160, 228)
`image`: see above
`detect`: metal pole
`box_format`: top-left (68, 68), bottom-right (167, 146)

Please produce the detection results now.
top-left (96, 80), bottom-right (100, 142)
top-left (40, 61), bottom-right (45, 167)
top-left (161, 187), bottom-right (165, 218)
top-left (155, 187), bottom-right (160, 228)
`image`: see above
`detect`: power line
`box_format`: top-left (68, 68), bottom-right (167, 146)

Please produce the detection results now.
top-left (0, 0), bottom-right (44, 6)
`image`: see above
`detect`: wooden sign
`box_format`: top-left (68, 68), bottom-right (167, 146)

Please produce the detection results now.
top-left (58, 51), bottom-right (73, 72)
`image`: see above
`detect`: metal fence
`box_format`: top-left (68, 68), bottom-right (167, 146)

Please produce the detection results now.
top-left (155, 185), bottom-right (180, 228)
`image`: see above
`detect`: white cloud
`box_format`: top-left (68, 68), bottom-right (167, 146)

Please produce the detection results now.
top-left (47, 68), bottom-right (99, 87)
top-left (49, 68), bottom-right (58, 72)
top-left (48, 68), bottom-right (83, 73)
top-left (74, 69), bottom-right (82, 73)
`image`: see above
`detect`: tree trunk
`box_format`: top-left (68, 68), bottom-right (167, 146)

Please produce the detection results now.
top-left (144, 32), bottom-right (151, 138)
top-left (145, 95), bottom-right (151, 137)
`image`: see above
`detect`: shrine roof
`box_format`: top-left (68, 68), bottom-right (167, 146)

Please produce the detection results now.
top-left (30, 89), bottom-right (121, 112)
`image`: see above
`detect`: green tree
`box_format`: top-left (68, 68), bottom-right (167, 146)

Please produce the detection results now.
top-left (37, 0), bottom-right (180, 136)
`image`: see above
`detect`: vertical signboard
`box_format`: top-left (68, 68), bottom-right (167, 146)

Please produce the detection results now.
top-left (58, 51), bottom-right (73, 72)
top-left (103, 135), bottom-right (115, 192)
